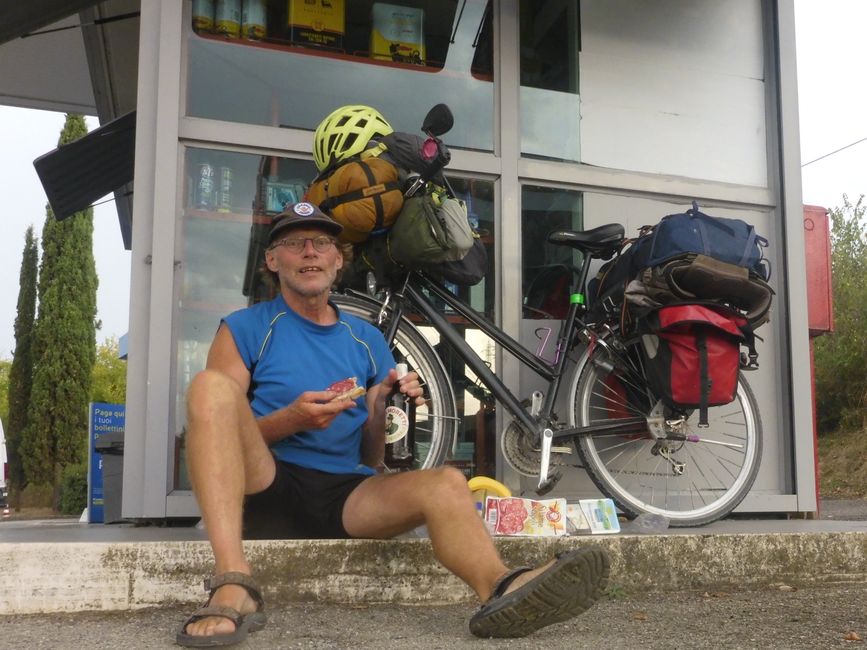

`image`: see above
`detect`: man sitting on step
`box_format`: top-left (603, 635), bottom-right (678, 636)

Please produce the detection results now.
top-left (177, 202), bottom-right (609, 647)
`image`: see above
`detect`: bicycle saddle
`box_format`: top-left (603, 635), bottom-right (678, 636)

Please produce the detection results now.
top-left (547, 224), bottom-right (625, 258)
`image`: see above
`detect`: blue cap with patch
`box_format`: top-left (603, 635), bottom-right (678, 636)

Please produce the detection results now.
top-left (269, 202), bottom-right (343, 243)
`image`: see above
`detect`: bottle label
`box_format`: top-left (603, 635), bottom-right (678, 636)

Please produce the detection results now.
top-left (384, 405), bottom-right (409, 444)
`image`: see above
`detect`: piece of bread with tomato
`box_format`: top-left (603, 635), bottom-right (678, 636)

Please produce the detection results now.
top-left (327, 377), bottom-right (366, 401)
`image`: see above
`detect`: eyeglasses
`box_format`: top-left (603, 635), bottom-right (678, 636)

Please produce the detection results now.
top-left (270, 236), bottom-right (337, 254)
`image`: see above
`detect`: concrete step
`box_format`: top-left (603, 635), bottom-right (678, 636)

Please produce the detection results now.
top-left (2, 530), bottom-right (866, 615)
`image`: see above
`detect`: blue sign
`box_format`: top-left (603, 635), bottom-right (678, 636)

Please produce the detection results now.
top-left (88, 402), bottom-right (125, 523)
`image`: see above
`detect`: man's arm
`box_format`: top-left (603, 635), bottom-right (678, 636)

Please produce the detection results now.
top-left (206, 324), bottom-right (253, 394)
top-left (207, 323), bottom-right (352, 446)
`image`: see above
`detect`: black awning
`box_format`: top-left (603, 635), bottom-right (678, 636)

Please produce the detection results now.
top-left (33, 110), bottom-right (136, 222)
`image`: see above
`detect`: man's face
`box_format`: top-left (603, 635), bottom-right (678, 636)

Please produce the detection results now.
top-left (265, 227), bottom-right (343, 298)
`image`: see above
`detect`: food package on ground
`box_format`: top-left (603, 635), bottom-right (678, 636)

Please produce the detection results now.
top-left (484, 496), bottom-right (568, 536)
top-left (565, 499), bottom-right (621, 535)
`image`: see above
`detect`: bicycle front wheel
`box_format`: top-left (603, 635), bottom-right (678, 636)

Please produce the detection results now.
top-left (568, 337), bottom-right (762, 526)
top-left (332, 293), bottom-right (459, 470)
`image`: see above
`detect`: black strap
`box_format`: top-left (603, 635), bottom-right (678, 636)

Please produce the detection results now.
top-left (697, 331), bottom-right (709, 427)
top-left (741, 322), bottom-right (759, 369)
top-left (360, 160), bottom-right (384, 230)
top-left (205, 571), bottom-right (265, 610)
top-left (489, 566), bottom-right (533, 601)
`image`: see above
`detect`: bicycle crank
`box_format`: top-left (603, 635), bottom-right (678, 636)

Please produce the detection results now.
top-left (501, 421), bottom-right (571, 479)
top-left (538, 428), bottom-right (555, 492)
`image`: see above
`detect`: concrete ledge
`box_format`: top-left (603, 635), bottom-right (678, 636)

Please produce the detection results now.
top-left (2, 532), bottom-right (865, 614)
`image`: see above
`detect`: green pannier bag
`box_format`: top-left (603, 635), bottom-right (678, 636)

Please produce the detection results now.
top-left (388, 189), bottom-right (474, 265)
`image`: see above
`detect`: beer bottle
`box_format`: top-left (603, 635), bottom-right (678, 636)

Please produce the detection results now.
top-left (384, 363), bottom-right (415, 468)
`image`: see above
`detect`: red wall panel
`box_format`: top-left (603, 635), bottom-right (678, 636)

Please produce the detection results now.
top-left (803, 204), bottom-right (834, 336)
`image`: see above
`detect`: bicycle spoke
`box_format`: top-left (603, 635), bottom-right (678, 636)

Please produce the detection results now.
top-left (697, 445), bottom-right (739, 485)
top-left (648, 453), bottom-right (667, 506)
top-left (589, 376), bottom-right (647, 419)
top-left (592, 434), bottom-right (646, 455)
top-left (683, 445), bottom-right (719, 499)
top-left (593, 398), bottom-right (644, 420)
top-left (595, 439), bottom-right (636, 469)
top-left (610, 440), bottom-right (651, 485)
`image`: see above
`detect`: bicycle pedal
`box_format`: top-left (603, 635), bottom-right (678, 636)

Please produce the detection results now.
top-left (551, 446), bottom-right (572, 454)
top-left (536, 472), bottom-right (562, 495)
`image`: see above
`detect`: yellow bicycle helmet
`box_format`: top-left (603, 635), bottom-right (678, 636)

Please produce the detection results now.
top-left (313, 105), bottom-right (394, 172)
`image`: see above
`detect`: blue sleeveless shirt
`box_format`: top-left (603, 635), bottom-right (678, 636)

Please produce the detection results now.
top-left (223, 295), bottom-right (394, 475)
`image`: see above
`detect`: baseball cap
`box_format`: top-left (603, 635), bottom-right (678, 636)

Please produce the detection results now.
top-left (269, 202), bottom-right (343, 243)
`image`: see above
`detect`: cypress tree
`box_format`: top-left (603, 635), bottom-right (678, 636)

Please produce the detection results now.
top-left (6, 226), bottom-right (39, 508)
top-left (21, 114), bottom-right (99, 490)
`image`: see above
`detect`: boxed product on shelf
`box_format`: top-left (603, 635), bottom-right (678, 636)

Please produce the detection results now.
top-left (288, 0), bottom-right (345, 50)
top-left (370, 3), bottom-right (425, 65)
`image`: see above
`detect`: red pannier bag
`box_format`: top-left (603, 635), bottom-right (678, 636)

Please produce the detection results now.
top-left (640, 304), bottom-right (753, 427)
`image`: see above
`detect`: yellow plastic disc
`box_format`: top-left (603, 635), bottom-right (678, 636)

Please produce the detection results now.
top-left (467, 476), bottom-right (511, 517)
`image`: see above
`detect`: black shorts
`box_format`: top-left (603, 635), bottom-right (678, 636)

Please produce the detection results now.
top-left (242, 461), bottom-right (369, 540)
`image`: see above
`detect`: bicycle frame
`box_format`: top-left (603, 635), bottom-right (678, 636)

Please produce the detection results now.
top-left (401, 272), bottom-right (569, 438)
top-left (350, 254), bottom-right (648, 449)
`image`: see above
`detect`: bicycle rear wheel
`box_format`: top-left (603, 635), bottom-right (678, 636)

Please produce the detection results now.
top-left (569, 336), bottom-right (762, 526)
top-left (332, 293), bottom-right (459, 470)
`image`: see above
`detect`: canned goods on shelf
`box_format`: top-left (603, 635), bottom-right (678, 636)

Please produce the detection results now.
top-left (215, 0), bottom-right (241, 38)
top-left (192, 0), bottom-right (215, 33)
top-left (216, 166), bottom-right (233, 213)
top-left (195, 163), bottom-right (215, 210)
top-left (241, 0), bottom-right (267, 40)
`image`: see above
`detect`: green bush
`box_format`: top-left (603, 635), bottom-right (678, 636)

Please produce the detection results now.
top-left (813, 196), bottom-right (867, 433)
top-left (58, 462), bottom-right (88, 515)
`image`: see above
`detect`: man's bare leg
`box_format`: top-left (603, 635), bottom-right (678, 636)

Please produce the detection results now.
top-left (343, 466), bottom-right (607, 637)
top-left (342, 466), bottom-right (509, 601)
top-left (182, 369), bottom-right (276, 639)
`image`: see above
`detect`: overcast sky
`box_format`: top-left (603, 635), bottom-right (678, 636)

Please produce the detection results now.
top-left (0, 0), bottom-right (864, 360)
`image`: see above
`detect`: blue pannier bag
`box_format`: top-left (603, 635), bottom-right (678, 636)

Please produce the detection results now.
top-left (587, 201), bottom-right (774, 329)
top-left (632, 201), bottom-right (770, 281)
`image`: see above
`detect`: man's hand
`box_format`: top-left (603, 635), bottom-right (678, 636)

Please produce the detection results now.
top-left (392, 369), bottom-right (426, 406)
top-left (362, 368), bottom-right (426, 463)
top-left (284, 390), bottom-right (357, 431)
top-left (368, 368), bottom-right (426, 421)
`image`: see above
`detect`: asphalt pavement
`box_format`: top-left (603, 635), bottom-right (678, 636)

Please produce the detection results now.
top-left (2, 582), bottom-right (864, 649)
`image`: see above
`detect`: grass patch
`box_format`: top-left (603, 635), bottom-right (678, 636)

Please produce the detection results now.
top-left (604, 584), bottom-right (628, 600)
top-left (818, 427), bottom-right (867, 499)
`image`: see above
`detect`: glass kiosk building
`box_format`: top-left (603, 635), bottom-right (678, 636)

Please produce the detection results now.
top-left (0, 1), bottom-right (815, 520)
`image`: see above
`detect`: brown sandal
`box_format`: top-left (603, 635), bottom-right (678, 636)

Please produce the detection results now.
top-left (176, 572), bottom-right (267, 647)
top-left (469, 546), bottom-right (609, 638)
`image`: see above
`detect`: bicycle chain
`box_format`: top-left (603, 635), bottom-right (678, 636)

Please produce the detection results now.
top-left (500, 421), bottom-right (570, 477)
